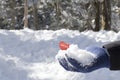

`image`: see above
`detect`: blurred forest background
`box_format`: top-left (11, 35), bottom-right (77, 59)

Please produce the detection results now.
top-left (0, 0), bottom-right (120, 32)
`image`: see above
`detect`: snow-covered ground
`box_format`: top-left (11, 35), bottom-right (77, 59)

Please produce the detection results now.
top-left (0, 28), bottom-right (120, 80)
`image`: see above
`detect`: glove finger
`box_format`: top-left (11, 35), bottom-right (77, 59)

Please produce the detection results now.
top-left (65, 54), bottom-right (81, 69)
top-left (65, 54), bottom-right (96, 73)
top-left (57, 57), bottom-right (79, 71)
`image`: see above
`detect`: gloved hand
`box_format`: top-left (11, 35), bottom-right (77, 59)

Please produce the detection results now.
top-left (56, 41), bottom-right (110, 73)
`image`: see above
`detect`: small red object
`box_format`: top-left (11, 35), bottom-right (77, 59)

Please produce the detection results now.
top-left (59, 41), bottom-right (70, 50)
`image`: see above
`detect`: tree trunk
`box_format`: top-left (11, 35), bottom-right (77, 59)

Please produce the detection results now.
top-left (32, 0), bottom-right (39, 30)
top-left (10, 0), bottom-right (16, 29)
top-left (56, 0), bottom-right (61, 27)
top-left (94, 0), bottom-right (111, 31)
top-left (94, 1), bottom-right (101, 31)
top-left (103, 0), bottom-right (111, 30)
top-left (24, 0), bottom-right (28, 28)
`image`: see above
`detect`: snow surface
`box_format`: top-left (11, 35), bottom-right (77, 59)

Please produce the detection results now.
top-left (0, 28), bottom-right (120, 80)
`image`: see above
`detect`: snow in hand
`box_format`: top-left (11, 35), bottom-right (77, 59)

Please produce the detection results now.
top-left (0, 28), bottom-right (120, 80)
top-left (56, 44), bottom-right (97, 67)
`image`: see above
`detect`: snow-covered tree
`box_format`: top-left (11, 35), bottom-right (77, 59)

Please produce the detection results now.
top-left (0, 0), bottom-right (119, 32)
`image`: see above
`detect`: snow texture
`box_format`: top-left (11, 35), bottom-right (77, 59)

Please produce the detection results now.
top-left (0, 28), bottom-right (120, 80)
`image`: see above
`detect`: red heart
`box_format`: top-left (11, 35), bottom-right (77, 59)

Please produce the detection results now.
top-left (59, 41), bottom-right (70, 50)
